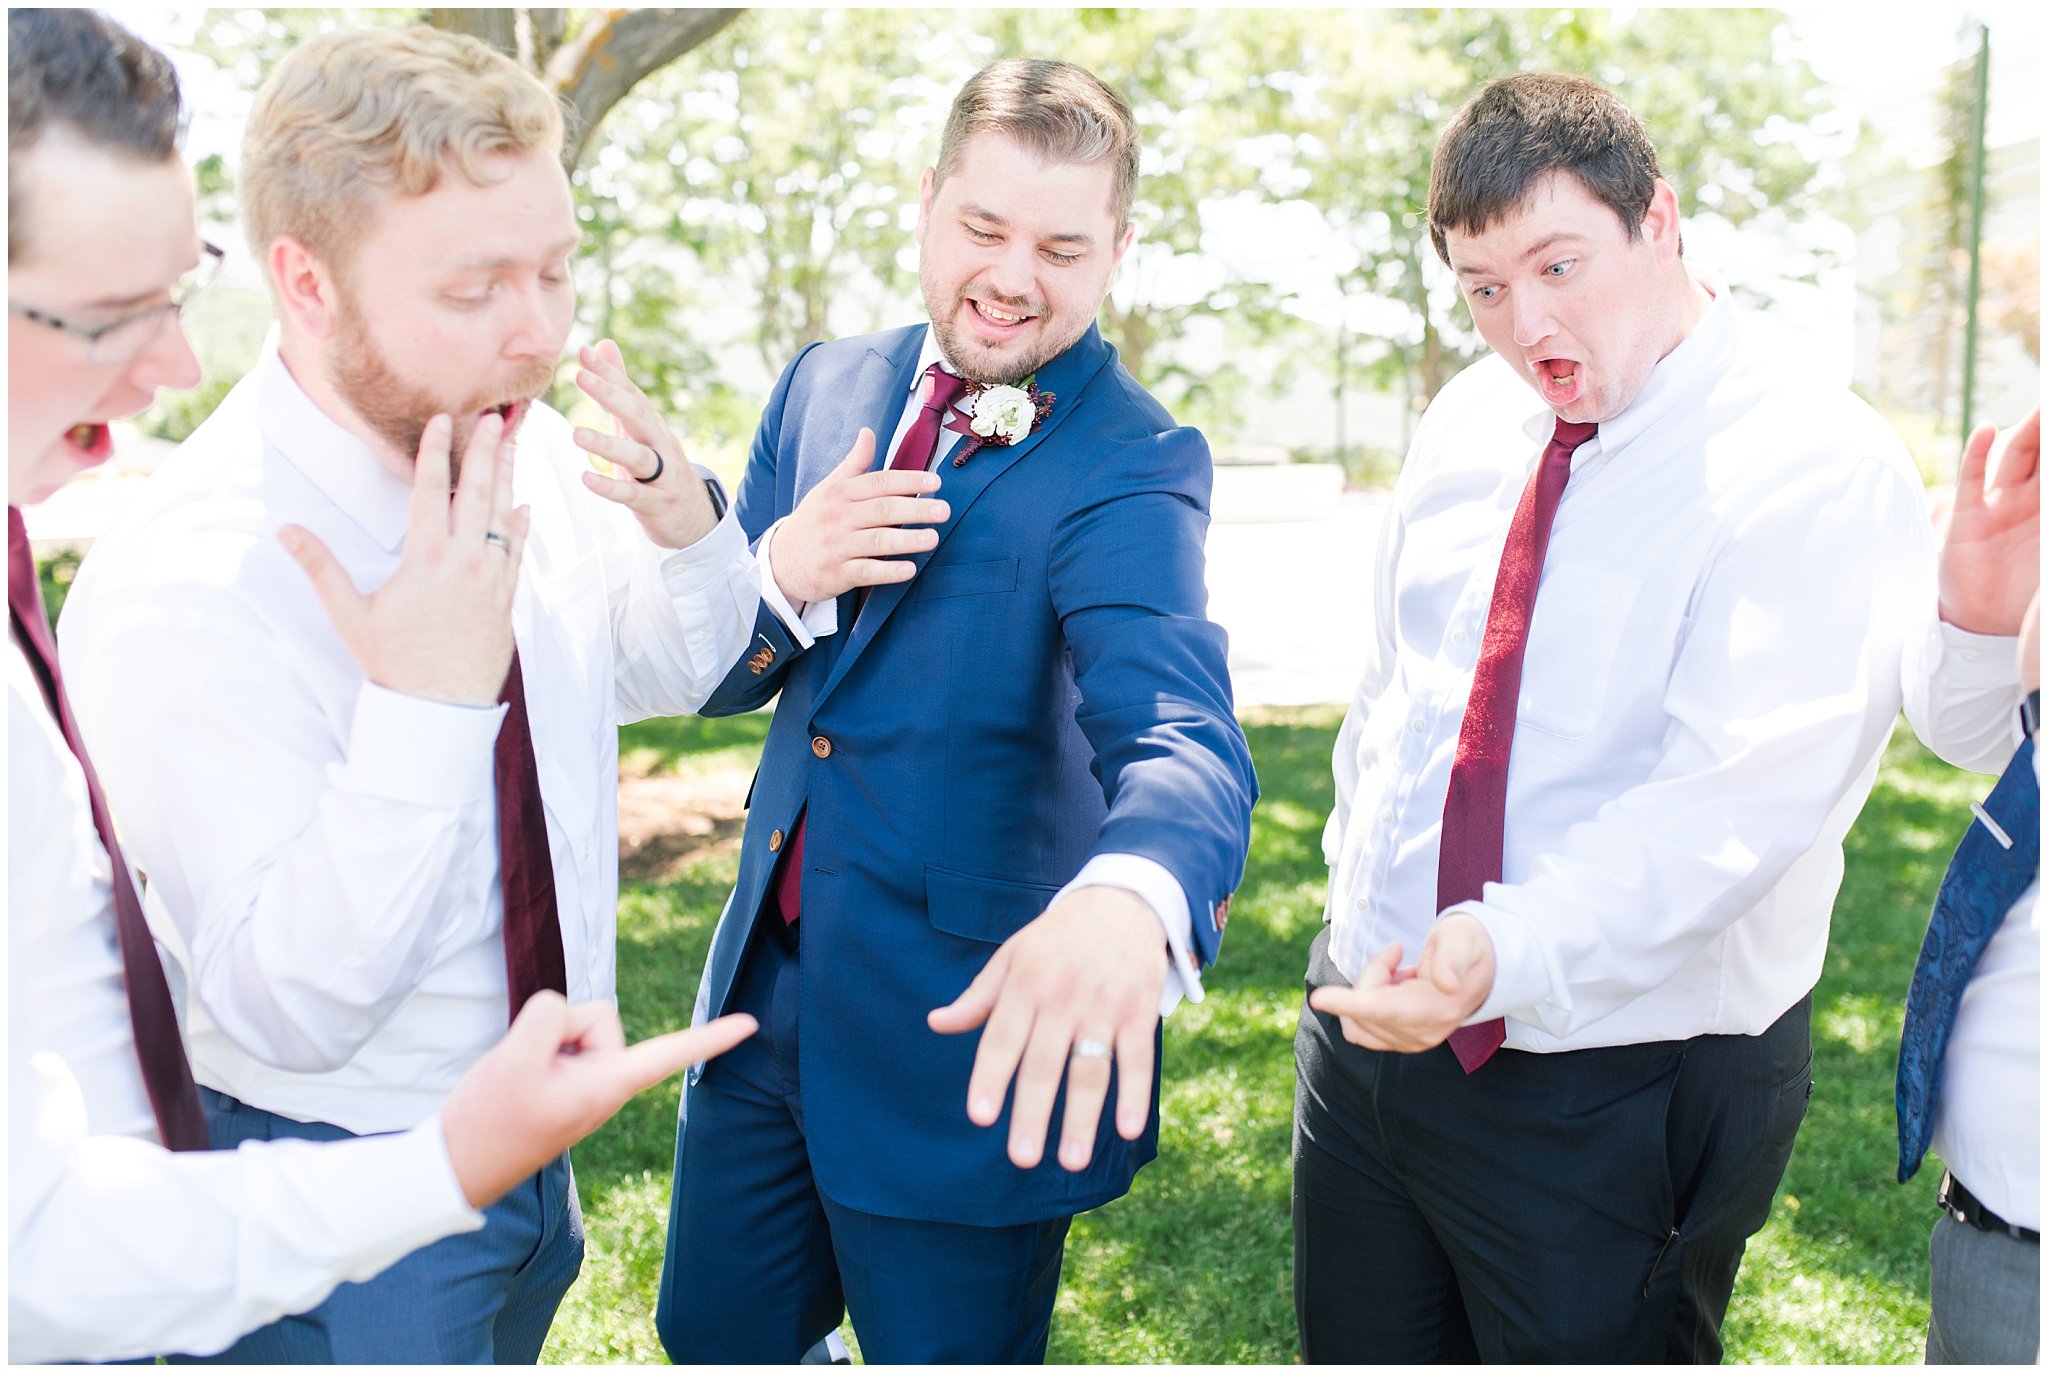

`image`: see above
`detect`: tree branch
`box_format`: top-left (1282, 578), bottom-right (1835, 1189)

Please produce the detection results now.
top-left (547, 8), bottom-right (744, 168)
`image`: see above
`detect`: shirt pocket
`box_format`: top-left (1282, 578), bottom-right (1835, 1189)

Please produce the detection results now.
top-left (1517, 562), bottom-right (1641, 740)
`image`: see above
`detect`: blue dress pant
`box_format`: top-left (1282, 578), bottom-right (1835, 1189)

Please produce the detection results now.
top-left (176, 1087), bottom-right (583, 1364)
top-left (658, 917), bottom-right (1071, 1363)
top-left (1292, 925), bottom-right (1812, 1363)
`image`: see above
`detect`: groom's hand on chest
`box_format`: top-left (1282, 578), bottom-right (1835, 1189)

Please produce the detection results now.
top-left (770, 429), bottom-right (951, 607)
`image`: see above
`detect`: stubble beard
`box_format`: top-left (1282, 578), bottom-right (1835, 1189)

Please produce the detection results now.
top-left (921, 275), bottom-right (1081, 387)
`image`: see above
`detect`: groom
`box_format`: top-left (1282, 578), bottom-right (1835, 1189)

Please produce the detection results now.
top-left (657, 58), bottom-right (1257, 1363)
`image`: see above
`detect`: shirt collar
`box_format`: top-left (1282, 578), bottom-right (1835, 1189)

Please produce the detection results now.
top-left (1516, 274), bottom-right (1737, 457)
top-left (910, 326), bottom-right (964, 395)
top-left (255, 329), bottom-right (414, 553)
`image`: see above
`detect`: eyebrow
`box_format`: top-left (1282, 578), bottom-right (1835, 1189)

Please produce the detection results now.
top-left (1450, 230), bottom-right (1591, 276)
top-left (959, 202), bottom-right (1096, 248)
top-left (444, 232), bottom-right (586, 272)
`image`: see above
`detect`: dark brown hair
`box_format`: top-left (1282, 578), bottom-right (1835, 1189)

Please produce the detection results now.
top-left (1427, 73), bottom-right (1662, 265)
top-left (8, 7), bottom-right (183, 262)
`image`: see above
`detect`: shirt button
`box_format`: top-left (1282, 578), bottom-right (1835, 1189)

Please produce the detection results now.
top-left (1355, 896), bottom-right (1370, 911)
top-left (1411, 718), bottom-right (1425, 732)
top-left (1380, 807), bottom-right (1394, 823)
top-left (1453, 629), bottom-right (1469, 645)
top-left (812, 735), bottom-right (833, 759)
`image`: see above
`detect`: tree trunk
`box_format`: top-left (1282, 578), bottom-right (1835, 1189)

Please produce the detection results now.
top-left (428, 8), bottom-right (744, 170)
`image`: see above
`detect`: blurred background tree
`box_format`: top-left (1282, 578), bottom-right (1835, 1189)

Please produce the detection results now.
top-left (140, 6), bottom-right (2036, 485)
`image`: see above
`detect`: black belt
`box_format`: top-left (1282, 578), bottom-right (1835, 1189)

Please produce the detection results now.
top-left (1939, 1170), bottom-right (2040, 1243)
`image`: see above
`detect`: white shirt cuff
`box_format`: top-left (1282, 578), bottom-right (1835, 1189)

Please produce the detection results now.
top-left (406, 1112), bottom-right (488, 1229)
top-left (341, 683), bottom-right (502, 809)
top-left (653, 466), bottom-right (746, 594)
top-left (1060, 853), bottom-right (1203, 1016)
top-left (754, 519), bottom-right (838, 649)
top-left (1459, 895), bottom-right (1562, 1036)
top-left (1931, 618), bottom-right (2025, 686)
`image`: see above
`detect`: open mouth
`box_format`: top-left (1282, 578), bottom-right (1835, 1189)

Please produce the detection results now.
top-left (1534, 358), bottom-right (1583, 406)
top-left (968, 298), bottom-right (1037, 334)
top-left (479, 398), bottom-right (527, 434)
top-left (63, 422), bottom-right (114, 464)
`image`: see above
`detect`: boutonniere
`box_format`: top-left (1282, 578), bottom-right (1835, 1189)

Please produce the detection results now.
top-left (942, 376), bottom-right (1056, 466)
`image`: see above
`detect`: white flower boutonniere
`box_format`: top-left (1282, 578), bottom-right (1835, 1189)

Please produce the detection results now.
top-left (943, 374), bottom-right (1056, 466)
top-left (969, 385), bottom-right (1036, 443)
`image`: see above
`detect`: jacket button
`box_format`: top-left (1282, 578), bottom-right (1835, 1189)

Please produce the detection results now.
top-left (811, 735), bottom-right (833, 759)
top-left (769, 828), bottom-right (784, 852)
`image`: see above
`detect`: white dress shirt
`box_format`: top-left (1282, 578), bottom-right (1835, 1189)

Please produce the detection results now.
top-left (751, 330), bottom-right (1202, 1012)
top-left (1904, 617), bottom-right (2037, 1230)
top-left (1322, 289), bottom-right (1936, 1051)
top-left (58, 340), bottom-right (755, 1133)
top-left (8, 639), bottom-right (481, 1364)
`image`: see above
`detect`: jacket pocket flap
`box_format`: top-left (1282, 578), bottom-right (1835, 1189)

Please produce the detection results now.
top-left (925, 864), bottom-right (1061, 944)
top-left (916, 556), bottom-right (1019, 601)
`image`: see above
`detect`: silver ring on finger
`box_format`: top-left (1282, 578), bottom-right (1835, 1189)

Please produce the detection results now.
top-left (635, 447), bottom-right (665, 485)
top-left (484, 530), bottom-right (511, 553)
top-left (1070, 1038), bottom-right (1113, 1063)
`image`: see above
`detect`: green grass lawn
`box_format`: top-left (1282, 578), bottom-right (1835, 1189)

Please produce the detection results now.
top-left (546, 707), bottom-right (1977, 1364)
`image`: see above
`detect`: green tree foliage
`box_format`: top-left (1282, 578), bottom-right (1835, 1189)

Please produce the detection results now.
top-left (166, 7), bottom-right (1844, 459)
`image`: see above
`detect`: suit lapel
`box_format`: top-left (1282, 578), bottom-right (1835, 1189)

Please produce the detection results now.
top-left (792, 327), bottom-right (927, 508)
top-left (811, 325), bottom-right (1116, 711)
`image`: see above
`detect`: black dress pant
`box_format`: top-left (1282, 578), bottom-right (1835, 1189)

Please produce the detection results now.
top-left (1292, 926), bottom-right (1812, 1364)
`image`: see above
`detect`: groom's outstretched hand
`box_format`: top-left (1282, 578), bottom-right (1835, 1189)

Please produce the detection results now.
top-left (768, 430), bottom-right (950, 607)
top-left (929, 887), bottom-right (1167, 1173)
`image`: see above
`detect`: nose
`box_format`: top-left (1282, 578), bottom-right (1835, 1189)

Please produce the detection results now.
top-left (506, 277), bottom-right (572, 360)
top-left (1510, 291), bottom-right (1556, 350)
top-left (128, 312), bottom-right (203, 394)
top-left (982, 240), bottom-right (1037, 306)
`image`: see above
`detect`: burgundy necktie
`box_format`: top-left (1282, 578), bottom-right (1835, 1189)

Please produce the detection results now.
top-left (8, 507), bottom-right (211, 1150)
top-left (496, 649), bottom-right (566, 1016)
top-left (1436, 418), bottom-right (1598, 1073)
top-left (773, 363), bottom-right (968, 926)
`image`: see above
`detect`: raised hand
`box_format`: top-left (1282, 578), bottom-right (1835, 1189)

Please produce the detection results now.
top-left (767, 430), bottom-right (950, 607)
top-left (280, 412), bottom-right (525, 707)
top-left (1940, 408), bottom-right (2040, 635)
top-left (572, 338), bottom-right (721, 550)
top-left (1307, 913), bottom-right (1497, 1054)
top-left (928, 886), bottom-right (1167, 1172)
top-left (439, 992), bottom-right (756, 1209)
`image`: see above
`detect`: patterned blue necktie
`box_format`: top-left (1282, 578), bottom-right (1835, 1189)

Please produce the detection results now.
top-left (1895, 735), bottom-right (2039, 1182)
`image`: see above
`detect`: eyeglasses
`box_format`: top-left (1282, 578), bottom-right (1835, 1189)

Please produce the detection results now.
top-left (9, 241), bottom-right (225, 365)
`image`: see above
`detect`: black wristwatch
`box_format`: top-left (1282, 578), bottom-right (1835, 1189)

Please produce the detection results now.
top-left (2022, 688), bottom-right (2040, 740)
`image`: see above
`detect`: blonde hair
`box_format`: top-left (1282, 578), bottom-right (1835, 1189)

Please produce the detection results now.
top-left (240, 25), bottom-right (564, 274)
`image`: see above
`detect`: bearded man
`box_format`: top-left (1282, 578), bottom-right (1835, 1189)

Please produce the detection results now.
top-left (655, 58), bottom-right (1257, 1363)
top-left (56, 25), bottom-right (794, 1363)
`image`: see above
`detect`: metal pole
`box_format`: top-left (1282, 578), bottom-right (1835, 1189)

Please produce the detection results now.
top-left (1960, 22), bottom-right (1990, 447)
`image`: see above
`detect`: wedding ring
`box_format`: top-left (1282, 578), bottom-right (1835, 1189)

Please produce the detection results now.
top-left (636, 448), bottom-right (665, 485)
top-left (1070, 1038), bottom-right (1112, 1062)
top-left (483, 531), bottom-right (511, 552)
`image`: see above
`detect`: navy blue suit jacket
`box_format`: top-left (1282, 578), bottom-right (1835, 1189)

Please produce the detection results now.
top-left (693, 322), bottom-right (1256, 1224)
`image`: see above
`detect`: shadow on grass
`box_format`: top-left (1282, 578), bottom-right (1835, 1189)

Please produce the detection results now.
top-left (556, 708), bottom-right (1970, 1365)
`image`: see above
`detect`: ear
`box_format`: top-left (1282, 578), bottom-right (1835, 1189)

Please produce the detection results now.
top-left (1109, 219), bottom-right (1137, 273)
top-left (913, 165), bottom-right (937, 250)
top-left (268, 234), bottom-right (341, 341)
top-left (1642, 179), bottom-right (1683, 265)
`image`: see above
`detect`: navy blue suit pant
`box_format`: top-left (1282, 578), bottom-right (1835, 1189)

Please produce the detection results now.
top-left (658, 917), bottom-right (1071, 1363)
